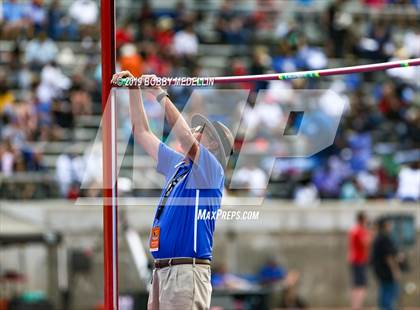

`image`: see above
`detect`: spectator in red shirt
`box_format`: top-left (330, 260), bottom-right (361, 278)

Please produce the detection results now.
top-left (155, 17), bottom-right (174, 49)
top-left (348, 211), bottom-right (371, 310)
top-left (116, 20), bottom-right (134, 49)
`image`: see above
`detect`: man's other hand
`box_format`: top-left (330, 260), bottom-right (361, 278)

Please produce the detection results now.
top-left (140, 74), bottom-right (164, 97)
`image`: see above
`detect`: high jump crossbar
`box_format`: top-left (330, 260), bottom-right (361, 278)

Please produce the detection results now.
top-left (213, 58), bottom-right (420, 83)
top-left (115, 58), bottom-right (420, 86)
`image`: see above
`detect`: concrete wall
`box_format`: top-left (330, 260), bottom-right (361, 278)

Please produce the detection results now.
top-left (213, 231), bottom-right (420, 308)
top-left (1, 200), bottom-right (419, 308)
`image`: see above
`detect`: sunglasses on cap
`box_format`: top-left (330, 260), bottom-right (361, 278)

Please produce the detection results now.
top-left (191, 124), bottom-right (216, 141)
top-left (191, 125), bottom-right (205, 134)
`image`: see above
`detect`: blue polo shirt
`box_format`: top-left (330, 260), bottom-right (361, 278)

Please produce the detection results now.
top-left (150, 142), bottom-right (224, 260)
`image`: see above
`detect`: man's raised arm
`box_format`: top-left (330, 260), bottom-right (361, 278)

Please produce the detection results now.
top-left (151, 84), bottom-right (200, 162)
top-left (112, 71), bottom-right (160, 161)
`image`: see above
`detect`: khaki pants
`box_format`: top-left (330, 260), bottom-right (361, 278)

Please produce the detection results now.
top-left (147, 264), bottom-right (212, 310)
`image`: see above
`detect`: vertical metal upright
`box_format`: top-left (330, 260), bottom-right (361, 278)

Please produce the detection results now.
top-left (100, 0), bottom-right (118, 309)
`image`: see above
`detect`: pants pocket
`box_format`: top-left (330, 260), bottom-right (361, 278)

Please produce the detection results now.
top-left (197, 265), bottom-right (211, 284)
top-left (193, 265), bottom-right (212, 310)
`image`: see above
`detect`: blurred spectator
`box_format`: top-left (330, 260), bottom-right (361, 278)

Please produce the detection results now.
top-left (313, 156), bottom-right (351, 198)
top-left (271, 269), bottom-right (306, 309)
top-left (231, 158), bottom-right (268, 196)
top-left (294, 177), bottom-right (320, 206)
top-left (347, 131), bottom-right (372, 172)
top-left (69, 0), bottom-right (98, 26)
top-left (16, 64), bottom-right (33, 91)
top-left (47, 0), bottom-right (78, 40)
top-left (396, 163), bottom-right (420, 201)
top-left (56, 144), bottom-right (88, 198)
top-left (402, 28), bottom-right (420, 58)
top-left (378, 82), bottom-right (405, 121)
top-left (272, 40), bottom-right (298, 74)
top-left (55, 151), bottom-right (76, 197)
top-left (371, 217), bottom-right (401, 310)
top-left (69, 73), bottom-right (92, 116)
top-left (47, 0), bottom-right (63, 39)
top-left (226, 56), bottom-right (251, 90)
top-left (24, 31), bottom-right (58, 69)
top-left (348, 211), bottom-right (371, 310)
top-left (2, 113), bottom-right (26, 150)
top-left (355, 159), bottom-right (381, 198)
top-left (1, 0), bottom-right (31, 39)
top-left (215, 0), bottom-right (248, 44)
top-left (118, 44), bottom-right (143, 78)
top-left (276, 285), bottom-right (306, 309)
top-left (211, 264), bottom-right (255, 290)
top-left (173, 23), bottom-right (199, 57)
top-left (51, 99), bottom-right (73, 129)
top-left (251, 46), bottom-right (271, 93)
top-left (137, 0), bottom-right (154, 23)
top-left (0, 82), bottom-right (15, 113)
top-left (137, 21), bottom-right (155, 43)
top-left (325, 0), bottom-right (352, 57)
top-left (258, 257), bottom-right (287, 286)
top-left (81, 142), bottom-right (103, 197)
top-left (363, 0), bottom-right (386, 8)
top-left (258, 257), bottom-right (306, 308)
top-left (116, 20), bottom-right (134, 49)
top-left (0, 139), bottom-right (15, 176)
top-left (37, 62), bottom-right (71, 104)
top-left (155, 17), bottom-right (174, 49)
top-left (1, 107), bottom-right (43, 175)
top-left (296, 36), bottom-right (328, 70)
top-left (67, 181), bottom-right (81, 200)
top-left (386, 56), bottom-right (418, 82)
top-left (356, 19), bottom-right (393, 62)
top-left (26, 0), bottom-right (47, 34)
top-left (240, 94), bottom-right (282, 140)
top-left (249, 0), bottom-right (278, 35)
top-left (141, 43), bottom-right (173, 77)
top-left (404, 108), bottom-right (420, 148)
top-left (68, 0), bottom-right (98, 38)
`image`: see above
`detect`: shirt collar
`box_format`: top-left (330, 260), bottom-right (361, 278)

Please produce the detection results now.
top-left (174, 158), bottom-right (192, 169)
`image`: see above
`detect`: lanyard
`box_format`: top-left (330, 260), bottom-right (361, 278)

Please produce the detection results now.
top-left (155, 163), bottom-right (190, 221)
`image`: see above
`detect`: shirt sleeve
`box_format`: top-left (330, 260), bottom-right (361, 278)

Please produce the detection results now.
top-left (156, 142), bottom-right (183, 177)
top-left (187, 144), bottom-right (224, 190)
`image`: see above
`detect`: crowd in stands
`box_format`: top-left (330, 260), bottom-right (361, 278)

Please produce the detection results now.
top-left (0, 0), bottom-right (419, 201)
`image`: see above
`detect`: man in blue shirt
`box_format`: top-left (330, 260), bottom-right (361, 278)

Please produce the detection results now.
top-left (112, 71), bottom-right (234, 310)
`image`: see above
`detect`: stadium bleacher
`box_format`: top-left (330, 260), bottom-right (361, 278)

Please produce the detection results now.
top-left (0, 0), bottom-right (419, 201)
top-left (0, 1), bottom-right (419, 310)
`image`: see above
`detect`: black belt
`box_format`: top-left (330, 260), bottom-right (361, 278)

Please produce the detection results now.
top-left (154, 258), bottom-right (211, 269)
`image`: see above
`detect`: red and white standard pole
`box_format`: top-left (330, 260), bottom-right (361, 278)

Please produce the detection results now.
top-left (100, 0), bottom-right (118, 309)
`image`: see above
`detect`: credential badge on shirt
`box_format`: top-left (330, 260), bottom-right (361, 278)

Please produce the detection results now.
top-left (150, 226), bottom-right (160, 252)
